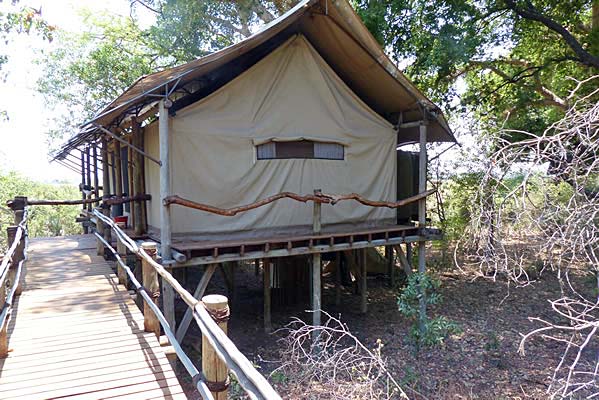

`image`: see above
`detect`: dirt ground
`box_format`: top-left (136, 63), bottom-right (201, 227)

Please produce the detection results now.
top-left (172, 255), bottom-right (595, 399)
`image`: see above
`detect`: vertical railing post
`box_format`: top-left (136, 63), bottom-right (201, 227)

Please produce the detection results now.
top-left (202, 294), bottom-right (230, 400)
top-left (6, 227), bottom-right (23, 296)
top-left (95, 207), bottom-right (105, 256)
top-left (10, 196), bottom-right (26, 296)
top-left (102, 203), bottom-right (112, 247)
top-left (116, 235), bottom-right (127, 286)
top-left (141, 242), bottom-right (161, 338)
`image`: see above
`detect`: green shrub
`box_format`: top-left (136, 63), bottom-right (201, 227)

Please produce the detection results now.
top-left (397, 273), bottom-right (461, 347)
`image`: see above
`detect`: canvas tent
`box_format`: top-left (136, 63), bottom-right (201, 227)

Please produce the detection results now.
top-left (143, 34), bottom-right (397, 237)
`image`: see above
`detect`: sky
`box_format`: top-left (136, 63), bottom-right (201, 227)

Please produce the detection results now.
top-left (0, 0), bottom-right (154, 184)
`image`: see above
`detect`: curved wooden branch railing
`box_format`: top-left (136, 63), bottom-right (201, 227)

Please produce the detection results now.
top-left (0, 210), bottom-right (28, 339)
top-left (93, 209), bottom-right (281, 400)
top-left (164, 188), bottom-right (437, 217)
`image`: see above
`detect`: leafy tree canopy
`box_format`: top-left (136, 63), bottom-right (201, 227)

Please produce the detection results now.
top-left (353, 0), bottom-right (599, 137)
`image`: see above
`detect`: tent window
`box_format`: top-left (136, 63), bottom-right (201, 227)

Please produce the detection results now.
top-left (256, 140), bottom-right (344, 160)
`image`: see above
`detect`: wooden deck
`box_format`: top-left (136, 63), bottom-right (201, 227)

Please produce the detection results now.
top-left (0, 235), bottom-right (186, 400)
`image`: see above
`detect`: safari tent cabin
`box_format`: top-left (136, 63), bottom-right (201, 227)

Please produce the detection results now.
top-left (54, 0), bottom-right (455, 265)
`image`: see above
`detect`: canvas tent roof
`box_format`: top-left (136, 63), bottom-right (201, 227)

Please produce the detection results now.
top-left (55, 0), bottom-right (455, 161)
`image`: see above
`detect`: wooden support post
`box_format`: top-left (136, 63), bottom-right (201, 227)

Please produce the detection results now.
top-left (116, 236), bottom-right (127, 286)
top-left (263, 259), bottom-right (272, 333)
top-left (175, 264), bottom-right (216, 343)
top-left (335, 251), bottom-right (341, 306)
top-left (255, 259), bottom-right (260, 277)
top-left (80, 149), bottom-right (88, 233)
top-left (312, 190), bottom-right (322, 331)
top-left (361, 248), bottom-right (367, 313)
top-left (386, 245), bottom-right (395, 287)
top-left (10, 197), bottom-right (26, 295)
top-left (406, 242), bottom-right (413, 267)
top-left (95, 207), bottom-right (105, 256)
top-left (202, 294), bottom-right (230, 400)
top-left (141, 242), bottom-right (161, 338)
top-left (132, 121), bottom-right (145, 235)
top-left (114, 141), bottom-right (123, 213)
top-left (395, 244), bottom-right (412, 276)
top-left (158, 99), bottom-right (175, 332)
top-left (418, 123), bottom-right (428, 333)
top-left (85, 146), bottom-right (92, 212)
top-left (92, 144), bottom-right (100, 207)
top-left (101, 138), bottom-right (111, 199)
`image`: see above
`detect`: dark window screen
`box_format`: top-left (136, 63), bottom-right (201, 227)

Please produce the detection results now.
top-left (256, 140), bottom-right (344, 160)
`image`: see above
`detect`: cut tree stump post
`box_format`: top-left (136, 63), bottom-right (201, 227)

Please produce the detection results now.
top-left (95, 207), bottom-right (105, 256)
top-left (202, 294), bottom-right (230, 400)
top-left (141, 242), bottom-right (160, 338)
top-left (116, 236), bottom-right (127, 286)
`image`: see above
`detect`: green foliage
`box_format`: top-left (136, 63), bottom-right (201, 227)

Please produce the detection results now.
top-left (0, 171), bottom-right (81, 251)
top-left (397, 273), bottom-right (461, 347)
top-left (354, 0), bottom-right (599, 137)
top-left (0, 1), bottom-right (54, 74)
top-left (36, 12), bottom-right (156, 145)
top-left (440, 172), bottom-right (484, 241)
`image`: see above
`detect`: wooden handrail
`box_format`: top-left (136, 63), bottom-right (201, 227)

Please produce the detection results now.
top-left (24, 194), bottom-right (151, 206)
top-left (164, 188), bottom-right (437, 217)
top-left (93, 209), bottom-right (281, 400)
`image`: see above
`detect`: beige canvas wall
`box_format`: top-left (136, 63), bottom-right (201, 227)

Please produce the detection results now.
top-left (145, 34), bottom-right (397, 236)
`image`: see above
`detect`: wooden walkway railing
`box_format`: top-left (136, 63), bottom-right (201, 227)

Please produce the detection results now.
top-left (0, 206), bottom-right (27, 358)
top-left (93, 209), bottom-right (281, 400)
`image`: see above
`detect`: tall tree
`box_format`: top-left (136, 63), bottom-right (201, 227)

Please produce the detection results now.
top-left (354, 0), bottom-right (599, 137)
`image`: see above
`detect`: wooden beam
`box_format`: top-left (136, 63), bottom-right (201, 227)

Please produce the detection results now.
top-left (418, 123), bottom-right (428, 332)
top-left (93, 123), bottom-right (161, 166)
top-left (175, 264), bottom-right (216, 343)
top-left (173, 234), bottom-right (442, 267)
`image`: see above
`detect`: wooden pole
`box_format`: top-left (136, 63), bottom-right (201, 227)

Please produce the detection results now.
top-left (360, 249), bottom-right (367, 313)
top-left (116, 235), bottom-right (127, 286)
top-left (386, 246), bottom-right (395, 287)
top-left (114, 141), bottom-right (123, 205)
top-left (92, 144), bottom-right (100, 207)
top-left (80, 149), bottom-right (88, 233)
top-left (312, 189), bottom-right (322, 337)
top-left (7, 228), bottom-right (24, 295)
top-left (263, 259), bottom-right (272, 333)
top-left (175, 264), bottom-right (216, 343)
top-left (335, 252), bottom-right (341, 306)
top-left (202, 294), bottom-right (230, 400)
top-left (132, 121), bottom-right (144, 235)
top-left (159, 99), bottom-right (175, 331)
top-left (418, 123), bottom-right (428, 333)
top-left (11, 196), bottom-right (26, 296)
top-left (141, 242), bottom-right (161, 338)
top-left (85, 146), bottom-right (92, 212)
top-left (95, 207), bottom-right (105, 256)
top-left (101, 138), bottom-right (111, 199)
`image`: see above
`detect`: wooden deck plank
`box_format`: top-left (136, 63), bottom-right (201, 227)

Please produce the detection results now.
top-left (0, 235), bottom-right (186, 399)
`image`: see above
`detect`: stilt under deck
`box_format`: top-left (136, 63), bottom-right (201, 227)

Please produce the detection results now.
top-left (0, 235), bottom-right (185, 400)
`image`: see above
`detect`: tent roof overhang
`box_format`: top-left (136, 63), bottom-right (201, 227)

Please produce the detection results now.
top-left (54, 0), bottom-right (455, 162)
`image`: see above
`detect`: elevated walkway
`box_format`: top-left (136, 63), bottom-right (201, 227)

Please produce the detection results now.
top-left (0, 235), bottom-right (185, 400)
